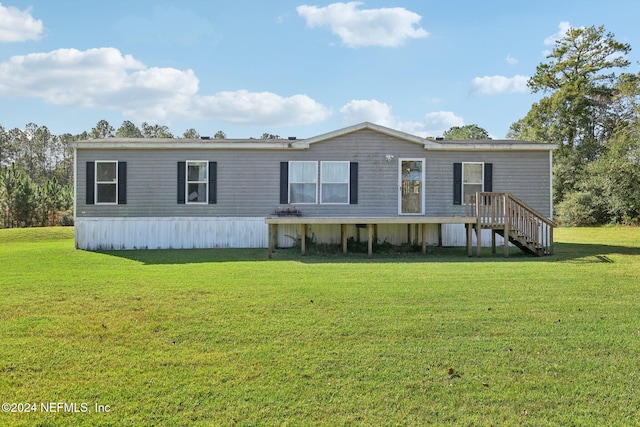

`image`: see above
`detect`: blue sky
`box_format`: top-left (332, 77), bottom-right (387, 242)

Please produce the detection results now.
top-left (1, 1), bottom-right (639, 139)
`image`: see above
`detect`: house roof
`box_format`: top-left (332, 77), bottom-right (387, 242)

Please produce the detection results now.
top-left (291, 121), bottom-right (431, 148)
top-left (70, 122), bottom-right (557, 151)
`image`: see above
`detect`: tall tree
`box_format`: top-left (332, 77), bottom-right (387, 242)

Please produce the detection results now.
top-left (0, 165), bottom-right (35, 228)
top-left (510, 25), bottom-right (631, 153)
top-left (12, 124), bottom-right (60, 185)
top-left (141, 122), bottom-right (174, 138)
top-left (261, 133), bottom-right (281, 139)
top-left (57, 133), bottom-right (81, 186)
top-left (214, 130), bottom-right (227, 139)
top-left (508, 24), bottom-right (635, 205)
top-left (0, 126), bottom-right (8, 167)
top-left (115, 121), bottom-right (143, 138)
top-left (90, 120), bottom-right (115, 139)
top-left (182, 128), bottom-right (200, 139)
top-left (443, 125), bottom-right (490, 140)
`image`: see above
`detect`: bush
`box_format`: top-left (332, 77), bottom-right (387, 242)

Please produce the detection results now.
top-left (555, 191), bottom-right (604, 226)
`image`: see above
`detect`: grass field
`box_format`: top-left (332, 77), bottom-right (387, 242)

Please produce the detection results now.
top-left (1, 226), bottom-right (639, 426)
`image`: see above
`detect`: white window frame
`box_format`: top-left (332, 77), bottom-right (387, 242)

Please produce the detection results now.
top-left (289, 161), bottom-right (318, 204)
top-left (462, 162), bottom-right (484, 205)
top-left (320, 161), bottom-right (350, 205)
top-left (186, 160), bottom-right (208, 204)
top-left (95, 160), bottom-right (118, 205)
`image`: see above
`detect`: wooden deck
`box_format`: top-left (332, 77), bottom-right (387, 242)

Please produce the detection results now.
top-left (466, 192), bottom-right (555, 257)
top-left (265, 216), bottom-right (478, 258)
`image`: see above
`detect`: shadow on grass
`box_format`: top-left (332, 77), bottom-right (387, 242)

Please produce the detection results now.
top-left (96, 241), bottom-right (640, 265)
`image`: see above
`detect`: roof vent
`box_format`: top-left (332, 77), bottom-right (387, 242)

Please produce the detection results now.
top-left (200, 136), bottom-right (210, 140)
top-left (288, 136), bottom-right (297, 140)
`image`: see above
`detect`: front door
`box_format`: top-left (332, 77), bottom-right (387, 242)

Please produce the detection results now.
top-left (399, 159), bottom-right (424, 214)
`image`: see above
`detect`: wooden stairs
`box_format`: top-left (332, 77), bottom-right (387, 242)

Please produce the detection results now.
top-left (466, 192), bottom-right (555, 257)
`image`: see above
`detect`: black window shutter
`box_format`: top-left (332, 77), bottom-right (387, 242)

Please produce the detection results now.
top-left (177, 161), bottom-right (186, 204)
top-left (279, 162), bottom-right (289, 204)
top-left (86, 161), bottom-right (95, 204)
top-left (117, 162), bottom-right (127, 204)
top-left (484, 163), bottom-right (493, 192)
top-left (208, 161), bottom-right (217, 204)
top-left (453, 163), bottom-right (462, 205)
top-left (349, 162), bottom-right (358, 204)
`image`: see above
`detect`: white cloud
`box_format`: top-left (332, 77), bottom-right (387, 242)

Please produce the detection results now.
top-left (506, 54), bottom-right (518, 65)
top-left (471, 75), bottom-right (529, 95)
top-left (297, 2), bottom-right (428, 48)
top-left (0, 48), bottom-right (196, 120)
top-left (340, 99), bottom-right (395, 126)
top-left (421, 111), bottom-right (464, 136)
top-left (0, 47), bottom-right (332, 126)
top-left (544, 21), bottom-right (572, 46)
top-left (0, 3), bottom-right (44, 42)
top-left (339, 100), bottom-right (463, 137)
top-left (194, 90), bottom-right (332, 126)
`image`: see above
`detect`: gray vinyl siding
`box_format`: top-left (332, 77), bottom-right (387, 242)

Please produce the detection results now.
top-left (75, 129), bottom-right (552, 219)
top-left (425, 151), bottom-right (551, 218)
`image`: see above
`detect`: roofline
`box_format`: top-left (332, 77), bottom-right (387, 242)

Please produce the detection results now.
top-left (290, 121), bottom-right (436, 148)
top-left (69, 122), bottom-right (557, 151)
top-left (69, 138), bottom-right (299, 150)
top-left (426, 142), bottom-right (558, 151)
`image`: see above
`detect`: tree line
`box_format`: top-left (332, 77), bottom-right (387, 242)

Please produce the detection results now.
top-left (2, 24), bottom-right (640, 228)
top-left (507, 25), bottom-right (640, 225)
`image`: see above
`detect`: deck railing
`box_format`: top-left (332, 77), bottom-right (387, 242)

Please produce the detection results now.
top-left (466, 192), bottom-right (555, 255)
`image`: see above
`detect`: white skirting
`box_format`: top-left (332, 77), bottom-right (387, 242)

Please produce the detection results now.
top-left (75, 217), bottom-right (506, 250)
top-left (441, 224), bottom-right (506, 247)
top-left (75, 217), bottom-right (269, 250)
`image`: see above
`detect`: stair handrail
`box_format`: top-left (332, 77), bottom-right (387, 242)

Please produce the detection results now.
top-left (466, 192), bottom-right (555, 255)
top-left (504, 193), bottom-right (556, 228)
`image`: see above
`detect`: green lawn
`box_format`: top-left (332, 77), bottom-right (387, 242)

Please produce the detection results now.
top-left (1, 226), bottom-right (639, 426)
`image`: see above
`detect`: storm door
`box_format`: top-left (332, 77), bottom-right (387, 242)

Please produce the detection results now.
top-left (399, 159), bottom-right (425, 215)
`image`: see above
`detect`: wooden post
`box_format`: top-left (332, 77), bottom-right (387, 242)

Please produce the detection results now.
top-left (438, 223), bottom-right (443, 247)
top-left (466, 223), bottom-right (473, 257)
top-left (367, 224), bottom-right (374, 258)
top-left (491, 229), bottom-right (496, 254)
top-left (268, 223), bottom-right (274, 259)
top-left (503, 196), bottom-right (510, 258)
top-left (341, 224), bottom-right (348, 255)
top-left (301, 223), bottom-right (307, 256)
top-left (421, 223), bottom-right (427, 254)
top-left (476, 192), bottom-right (482, 257)
top-left (549, 225), bottom-right (554, 255)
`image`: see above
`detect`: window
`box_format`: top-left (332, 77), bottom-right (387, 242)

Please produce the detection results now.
top-left (95, 161), bottom-right (118, 204)
top-left (280, 161), bottom-right (358, 205)
top-left (453, 162), bottom-right (492, 205)
top-left (463, 163), bottom-right (483, 203)
top-left (289, 161), bottom-right (317, 204)
top-left (186, 161), bottom-right (208, 203)
top-left (321, 161), bottom-right (349, 204)
top-left (177, 161), bottom-right (216, 205)
top-left (86, 161), bottom-right (126, 205)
